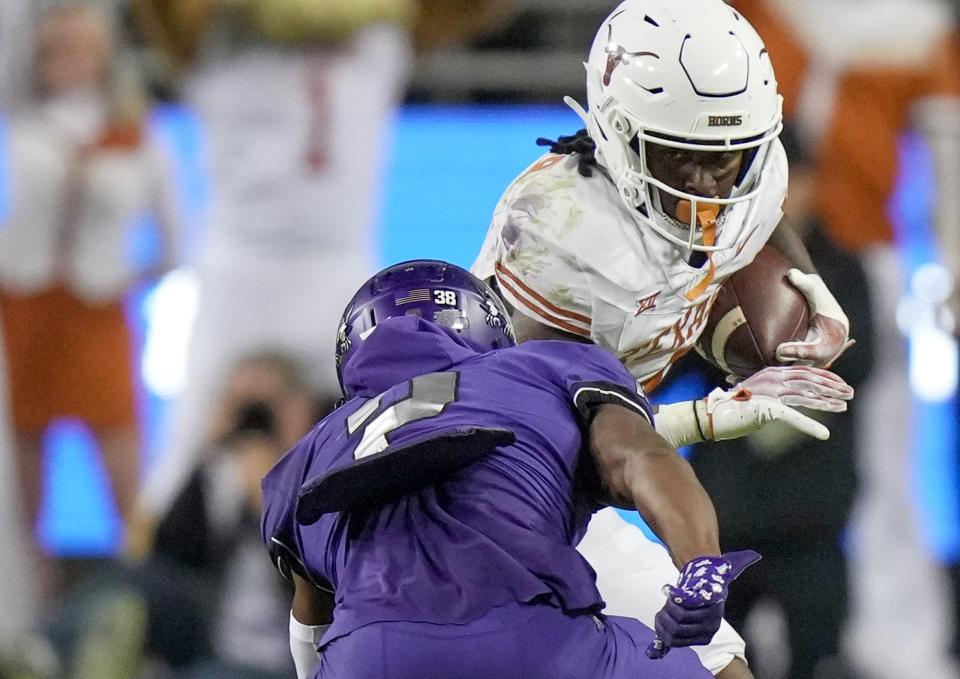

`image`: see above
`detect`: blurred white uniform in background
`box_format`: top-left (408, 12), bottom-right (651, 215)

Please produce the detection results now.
top-left (140, 21), bottom-right (412, 518)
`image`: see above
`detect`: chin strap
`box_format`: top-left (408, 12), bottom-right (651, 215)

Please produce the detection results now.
top-left (675, 199), bottom-right (720, 247)
top-left (675, 199), bottom-right (720, 265)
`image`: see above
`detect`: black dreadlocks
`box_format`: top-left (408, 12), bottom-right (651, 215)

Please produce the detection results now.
top-left (535, 129), bottom-right (599, 178)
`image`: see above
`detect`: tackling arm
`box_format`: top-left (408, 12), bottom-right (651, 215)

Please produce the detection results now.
top-left (589, 403), bottom-right (720, 566)
top-left (588, 403), bottom-right (759, 659)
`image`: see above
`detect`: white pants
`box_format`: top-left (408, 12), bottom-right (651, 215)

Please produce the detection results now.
top-left (579, 508), bottom-right (746, 675)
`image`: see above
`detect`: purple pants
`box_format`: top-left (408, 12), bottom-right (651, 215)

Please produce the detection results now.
top-left (314, 601), bottom-right (713, 679)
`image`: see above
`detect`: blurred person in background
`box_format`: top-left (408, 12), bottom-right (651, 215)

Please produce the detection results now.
top-left (680, 125), bottom-right (875, 679)
top-left (147, 348), bottom-right (325, 679)
top-left (43, 348), bottom-right (325, 679)
top-left (0, 1), bottom-right (179, 604)
top-left (0, 352), bottom-right (47, 674)
top-left (126, 0), bottom-right (514, 556)
top-left (729, 1), bottom-right (960, 676)
top-left (0, 0), bottom-right (52, 664)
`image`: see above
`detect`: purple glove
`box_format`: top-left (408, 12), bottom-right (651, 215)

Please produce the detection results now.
top-left (645, 550), bottom-right (761, 659)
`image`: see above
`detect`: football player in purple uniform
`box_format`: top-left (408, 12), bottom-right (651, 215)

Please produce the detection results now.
top-left (261, 260), bottom-right (759, 679)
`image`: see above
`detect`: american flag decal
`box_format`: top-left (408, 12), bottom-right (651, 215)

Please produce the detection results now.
top-left (395, 288), bottom-right (431, 305)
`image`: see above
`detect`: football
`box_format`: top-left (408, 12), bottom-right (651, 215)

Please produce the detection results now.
top-left (695, 244), bottom-right (810, 378)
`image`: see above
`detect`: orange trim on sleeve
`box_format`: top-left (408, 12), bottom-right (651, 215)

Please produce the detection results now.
top-left (518, 153), bottom-right (565, 181)
top-left (496, 272), bottom-right (592, 338)
top-left (495, 262), bottom-right (591, 323)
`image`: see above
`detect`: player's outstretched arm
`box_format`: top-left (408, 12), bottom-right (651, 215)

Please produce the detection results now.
top-left (589, 403), bottom-right (721, 565)
top-left (588, 404), bottom-right (759, 659)
top-left (654, 365), bottom-right (854, 447)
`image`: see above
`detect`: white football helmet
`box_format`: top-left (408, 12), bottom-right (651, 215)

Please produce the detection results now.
top-left (570, 0), bottom-right (783, 252)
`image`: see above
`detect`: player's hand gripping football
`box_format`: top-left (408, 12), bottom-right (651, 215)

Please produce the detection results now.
top-left (646, 550), bottom-right (761, 659)
top-left (775, 270), bottom-right (855, 368)
top-left (654, 365), bottom-right (854, 446)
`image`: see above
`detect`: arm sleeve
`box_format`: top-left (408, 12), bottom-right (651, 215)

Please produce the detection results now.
top-left (290, 611), bottom-right (326, 679)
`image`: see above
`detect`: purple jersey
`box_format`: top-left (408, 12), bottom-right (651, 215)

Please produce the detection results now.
top-left (261, 316), bottom-right (653, 645)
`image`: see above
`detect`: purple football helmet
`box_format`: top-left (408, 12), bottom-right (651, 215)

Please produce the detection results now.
top-left (335, 260), bottom-right (515, 396)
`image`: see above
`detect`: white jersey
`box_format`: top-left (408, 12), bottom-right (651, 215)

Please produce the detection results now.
top-left (472, 140), bottom-right (788, 391)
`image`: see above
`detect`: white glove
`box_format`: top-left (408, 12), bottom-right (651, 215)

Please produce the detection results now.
top-left (776, 270), bottom-right (855, 368)
top-left (654, 366), bottom-right (853, 448)
top-left (733, 364), bottom-right (853, 412)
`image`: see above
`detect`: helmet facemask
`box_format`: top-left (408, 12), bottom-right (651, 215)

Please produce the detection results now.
top-left (632, 123), bottom-right (780, 253)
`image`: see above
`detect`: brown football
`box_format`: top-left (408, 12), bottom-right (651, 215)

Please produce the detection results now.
top-left (695, 244), bottom-right (810, 378)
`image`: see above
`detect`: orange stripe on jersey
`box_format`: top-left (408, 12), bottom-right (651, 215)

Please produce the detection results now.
top-left (641, 346), bottom-right (693, 393)
top-left (496, 273), bottom-right (592, 338)
top-left (685, 259), bottom-right (716, 301)
top-left (495, 262), bottom-right (591, 324)
top-left (640, 373), bottom-right (664, 393)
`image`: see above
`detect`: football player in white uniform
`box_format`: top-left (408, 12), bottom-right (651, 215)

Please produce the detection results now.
top-left (472, 1), bottom-right (855, 677)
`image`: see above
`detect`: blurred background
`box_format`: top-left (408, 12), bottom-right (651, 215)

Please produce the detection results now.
top-left (0, 1), bottom-right (958, 678)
